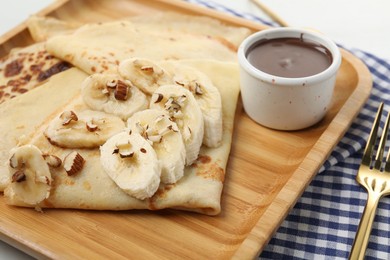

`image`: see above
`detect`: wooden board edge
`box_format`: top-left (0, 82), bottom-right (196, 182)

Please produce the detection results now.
top-left (232, 48), bottom-right (373, 258)
top-left (0, 0), bottom-right (70, 45)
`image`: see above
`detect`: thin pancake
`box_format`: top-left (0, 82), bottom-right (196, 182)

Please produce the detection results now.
top-left (2, 60), bottom-right (240, 215)
top-left (45, 21), bottom-right (237, 75)
top-left (0, 42), bottom-right (72, 104)
top-left (0, 68), bottom-right (88, 190)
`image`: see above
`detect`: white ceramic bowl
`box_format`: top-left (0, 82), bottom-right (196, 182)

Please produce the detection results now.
top-left (238, 27), bottom-right (342, 130)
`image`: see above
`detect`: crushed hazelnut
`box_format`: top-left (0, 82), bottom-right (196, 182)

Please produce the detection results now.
top-left (119, 150), bottom-right (134, 158)
top-left (115, 142), bottom-right (134, 158)
top-left (153, 93), bottom-right (163, 103)
top-left (11, 170), bottom-right (26, 183)
top-left (43, 154), bottom-right (62, 168)
top-left (106, 79), bottom-right (117, 88)
top-left (194, 83), bottom-right (203, 95)
top-left (114, 80), bottom-right (129, 101)
top-left (140, 66), bottom-right (154, 73)
top-left (36, 175), bottom-right (51, 185)
top-left (9, 153), bottom-right (18, 168)
top-left (86, 120), bottom-right (99, 132)
top-left (63, 151), bottom-right (85, 176)
top-left (60, 111), bottom-right (78, 125)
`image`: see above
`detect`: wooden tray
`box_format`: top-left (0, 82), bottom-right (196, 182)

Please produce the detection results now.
top-left (0, 0), bottom-right (372, 259)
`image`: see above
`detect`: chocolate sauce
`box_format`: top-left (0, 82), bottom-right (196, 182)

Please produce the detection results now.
top-left (246, 36), bottom-right (332, 78)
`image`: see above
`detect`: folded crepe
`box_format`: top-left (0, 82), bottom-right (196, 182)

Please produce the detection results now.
top-left (44, 20), bottom-right (238, 75)
top-left (0, 42), bottom-right (71, 104)
top-left (0, 68), bottom-right (87, 190)
top-left (1, 60), bottom-right (240, 215)
top-left (27, 13), bottom-right (251, 48)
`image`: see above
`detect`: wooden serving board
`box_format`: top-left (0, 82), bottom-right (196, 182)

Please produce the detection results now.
top-left (0, 0), bottom-right (372, 259)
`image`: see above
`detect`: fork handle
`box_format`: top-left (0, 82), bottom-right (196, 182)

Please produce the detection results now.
top-left (349, 191), bottom-right (381, 260)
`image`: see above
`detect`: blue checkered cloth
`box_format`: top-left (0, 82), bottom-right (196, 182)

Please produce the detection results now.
top-left (186, 0), bottom-right (390, 259)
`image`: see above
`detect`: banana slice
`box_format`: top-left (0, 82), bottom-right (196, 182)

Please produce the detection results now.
top-left (161, 61), bottom-right (223, 147)
top-left (100, 131), bottom-right (161, 200)
top-left (118, 58), bottom-right (173, 95)
top-left (127, 109), bottom-right (186, 184)
top-left (44, 110), bottom-right (125, 149)
top-left (81, 73), bottom-right (148, 120)
top-left (5, 145), bottom-right (51, 205)
top-left (150, 85), bottom-right (204, 165)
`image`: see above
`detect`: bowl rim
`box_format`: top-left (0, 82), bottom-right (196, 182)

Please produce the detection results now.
top-left (237, 27), bottom-right (342, 86)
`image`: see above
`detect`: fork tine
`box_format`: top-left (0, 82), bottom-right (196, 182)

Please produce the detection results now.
top-left (374, 109), bottom-right (390, 170)
top-left (362, 102), bottom-right (384, 166)
top-left (385, 134), bottom-right (390, 172)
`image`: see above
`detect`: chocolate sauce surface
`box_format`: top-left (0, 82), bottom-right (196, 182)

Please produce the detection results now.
top-left (246, 36), bottom-right (332, 78)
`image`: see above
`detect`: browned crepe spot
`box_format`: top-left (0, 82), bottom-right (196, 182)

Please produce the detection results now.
top-left (193, 155), bottom-right (225, 183)
top-left (148, 184), bottom-right (176, 210)
top-left (0, 43), bottom-right (72, 104)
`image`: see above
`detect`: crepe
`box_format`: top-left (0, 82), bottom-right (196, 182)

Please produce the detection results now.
top-left (1, 60), bottom-right (240, 215)
top-left (0, 68), bottom-right (88, 190)
top-left (129, 12), bottom-right (251, 48)
top-left (27, 13), bottom-right (251, 48)
top-left (44, 20), bottom-right (238, 75)
top-left (0, 42), bottom-right (72, 104)
top-left (27, 15), bottom-right (81, 42)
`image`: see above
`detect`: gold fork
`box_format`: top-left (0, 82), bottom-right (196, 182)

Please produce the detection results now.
top-left (349, 102), bottom-right (390, 260)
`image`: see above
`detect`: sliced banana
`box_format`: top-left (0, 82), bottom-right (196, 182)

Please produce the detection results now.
top-left (81, 73), bottom-right (148, 120)
top-left (127, 109), bottom-right (186, 184)
top-left (44, 110), bottom-right (125, 149)
top-left (100, 131), bottom-right (161, 200)
top-left (150, 85), bottom-right (204, 165)
top-left (118, 58), bottom-right (173, 95)
top-left (5, 145), bottom-right (51, 205)
top-left (161, 61), bottom-right (223, 148)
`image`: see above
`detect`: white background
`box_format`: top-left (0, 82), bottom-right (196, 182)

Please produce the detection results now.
top-left (0, 0), bottom-right (389, 258)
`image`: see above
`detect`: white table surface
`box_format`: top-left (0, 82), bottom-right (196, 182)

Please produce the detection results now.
top-left (1, 0), bottom-right (389, 258)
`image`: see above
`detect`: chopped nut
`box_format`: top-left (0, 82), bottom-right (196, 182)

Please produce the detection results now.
top-left (119, 150), bottom-right (134, 158)
top-left (115, 141), bottom-right (134, 158)
top-left (86, 120), bottom-right (99, 132)
top-left (106, 79), bottom-right (117, 88)
top-left (101, 88), bottom-right (110, 95)
top-left (194, 83), bottom-right (203, 95)
top-left (175, 80), bottom-right (185, 87)
top-left (9, 153), bottom-right (18, 168)
top-left (141, 66), bottom-right (154, 73)
top-left (60, 111), bottom-right (78, 125)
top-left (170, 100), bottom-right (181, 110)
top-left (154, 114), bottom-right (165, 124)
top-left (63, 151), bottom-right (85, 176)
top-left (43, 154), bottom-right (62, 168)
top-left (114, 80), bottom-right (129, 101)
top-left (173, 110), bottom-right (184, 119)
top-left (11, 170), bottom-right (26, 183)
top-left (148, 135), bottom-right (162, 143)
top-left (164, 97), bottom-right (174, 109)
top-left (158, 127), bottom-right (170, 136)
top-left (153, 93), bottom-right (163, 103)
top-left (168, 124), bottom-right (179, 132)
top-left (176, 95), bottom-right (187, 105)
top-left (135, 122), bottom-right (145, 134)
top-left (36, 175), bottom-right (51, 185)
